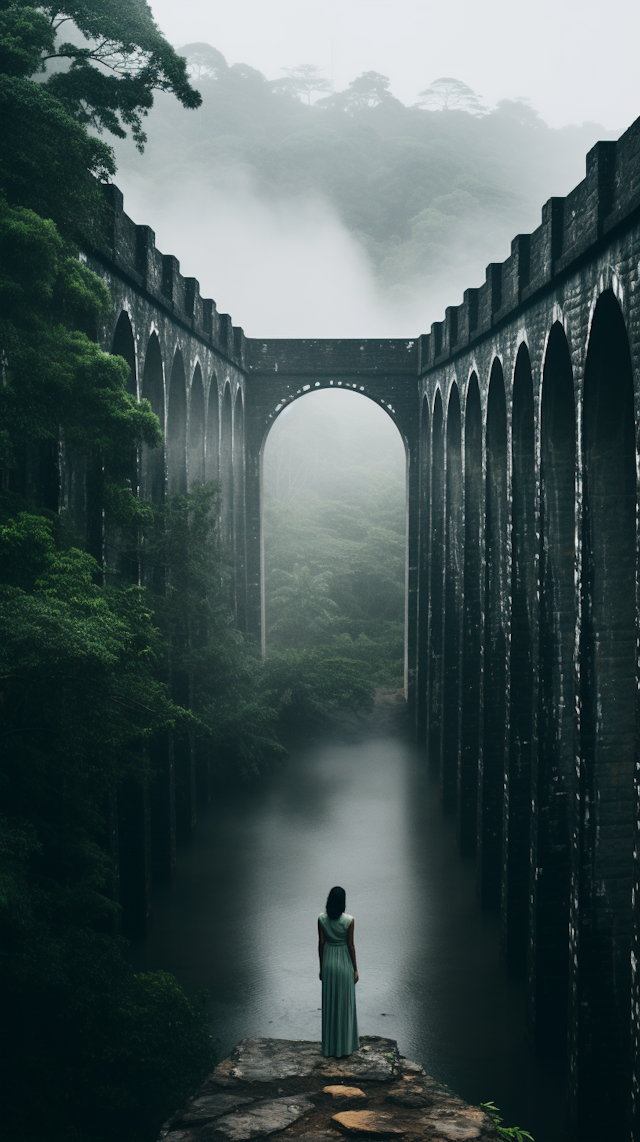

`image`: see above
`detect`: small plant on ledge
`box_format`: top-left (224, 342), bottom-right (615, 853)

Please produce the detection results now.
top-left (480, 1101), bottom-right (534, 1142)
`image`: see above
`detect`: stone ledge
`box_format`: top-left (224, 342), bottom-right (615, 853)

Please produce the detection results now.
top-left (158, 1038), bottom-right (498, 1142)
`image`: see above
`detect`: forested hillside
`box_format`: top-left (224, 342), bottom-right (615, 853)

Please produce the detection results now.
top-left (112, 44), bottom-right (614, 316)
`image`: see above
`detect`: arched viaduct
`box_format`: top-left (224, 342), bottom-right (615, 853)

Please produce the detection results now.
top-left (63, 117), bottom-right (640, 1140)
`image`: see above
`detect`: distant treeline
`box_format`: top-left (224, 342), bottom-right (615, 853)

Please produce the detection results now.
top-left (113, 44), bottom-right (615, 308)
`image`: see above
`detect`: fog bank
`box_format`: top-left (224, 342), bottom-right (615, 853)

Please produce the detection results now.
top-left (116, 171), bottom-right (431, 338)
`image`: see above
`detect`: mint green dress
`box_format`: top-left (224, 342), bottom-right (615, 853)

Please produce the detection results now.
top-left (319, 911), bottom-right (359, 1057)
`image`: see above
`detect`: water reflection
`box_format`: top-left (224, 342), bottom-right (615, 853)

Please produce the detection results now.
top-left (130, 732), bottom-right (565, 1141)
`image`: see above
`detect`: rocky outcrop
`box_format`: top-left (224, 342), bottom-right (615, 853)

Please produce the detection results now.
top-left (158, 1038), bottom-right (498, 1142)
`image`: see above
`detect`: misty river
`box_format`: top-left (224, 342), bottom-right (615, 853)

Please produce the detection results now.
top-left (130, 713), bottom-right (565, 1142)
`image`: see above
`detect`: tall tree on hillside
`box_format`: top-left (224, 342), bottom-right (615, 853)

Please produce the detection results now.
top-left (319, 70), bottom-right (401, 113)
top-left (417, 76), bottom-right (487, 114)
top-left (275, 63), bottom-right (331, 104)
top-left (181, 41), bottom-right (228, 81)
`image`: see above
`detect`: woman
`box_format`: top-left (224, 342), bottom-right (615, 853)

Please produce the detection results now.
top-left (318, 885), bottom-right (359, 1057)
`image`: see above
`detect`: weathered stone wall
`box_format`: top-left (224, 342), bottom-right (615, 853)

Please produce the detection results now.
top-left (417, 117), bottom-right (640, 1142)
top-left (71, 187), bottom-right (250, 931)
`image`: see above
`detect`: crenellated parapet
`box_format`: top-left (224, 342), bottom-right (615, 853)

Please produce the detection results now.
top-left (419, 120), bottom-right (640, 374)
top-left (96, 183), bottom-right (245, 369)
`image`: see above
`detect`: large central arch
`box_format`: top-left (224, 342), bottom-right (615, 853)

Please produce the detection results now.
top-left (242, 343), bottom-right (421, 686)
top-left (242, 351), bottom-right (422, 680)
top-left (258, 385), bottom-right (412, 673)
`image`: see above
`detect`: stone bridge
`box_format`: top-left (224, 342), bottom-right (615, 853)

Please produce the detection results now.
top-left (67, 116), bottom-right (640, 1141)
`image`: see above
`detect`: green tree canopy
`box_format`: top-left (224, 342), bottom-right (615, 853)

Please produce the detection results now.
top-left (2, 0), bottom-right (201, 141)
top-left (0, 7), bottom-right (220, 1140)
top-left (0, 0), bottom-right (200, 242)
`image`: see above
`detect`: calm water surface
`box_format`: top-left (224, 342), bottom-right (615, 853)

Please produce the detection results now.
top-left (130, 729), bottom-right (566, 1142)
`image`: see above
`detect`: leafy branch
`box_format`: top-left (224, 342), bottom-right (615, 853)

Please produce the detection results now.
top-left (480, 1102), bottom-right (534, 1142)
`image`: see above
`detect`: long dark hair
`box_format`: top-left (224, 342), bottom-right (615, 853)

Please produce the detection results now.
top-left (326, 886), bottom-right (346, 920)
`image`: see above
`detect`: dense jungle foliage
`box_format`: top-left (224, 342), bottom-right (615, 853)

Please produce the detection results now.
top-left (111, 42), bottom-right (614, 312)
top-left (0, 6), bottom-right (245, 1142)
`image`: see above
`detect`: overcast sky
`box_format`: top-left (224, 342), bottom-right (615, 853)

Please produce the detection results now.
top-left (149, 0), bottom-right (638, 131)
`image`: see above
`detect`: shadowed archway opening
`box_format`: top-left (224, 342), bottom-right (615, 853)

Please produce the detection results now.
top-left (167, 351), bottom-right (192, 844)
top-left (459, 373), bottom-right (482, 856)
top-left (579, 289), bottom-right (636, 1135)
top-left (220, 384), bottom-right (233, 542)
top-left (110, 311), bottom-right (139, 579)
top-left (427, 391), bottom-right (445, 775)
top-left (167, 350), bottom-right (187, 495)
top-left (416, 395), bottom-right (431, 741)
top-left (141, 332), bottom-right (165, 504)
top-left (112, 311), bottom-right (137, 397)
top-left (442, 383), bottom-right (462, 812)
top-left (480, 358), bottom-right (508, 909)
top-left (534, 321), bottom-right (575, 1057)
top-left (205, 376), bottom-right (219, 482)
top-left (504, 342), bottom-right (535, 976)
top-left (188, 364), bottom-right (205, 488)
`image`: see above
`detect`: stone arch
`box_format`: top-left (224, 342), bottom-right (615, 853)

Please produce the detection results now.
top-left (188, 363), bottom-right (205, 488)
top-left (111, 310), bottom-right (139, 581)
top-left (111, 310), bottom-right (137, 396)
top-left (504, 341), bottom-right (536, 973)
top-left (205, 374), bottom-right (219, 482)
top-left (427, 389), bottom-right (445, 773)
top-left (416, 394), bottom-right (431, 741)
top-left (588, 265), bottom-right (625, 335)
top-left (534, 320), bottom-right (575, 1052)
top-left (260, 382), bottom-right (406, 458)
top-left (220, 382), bottom-right (233, 541)
top-left (459, 372), bottom-right (483, 855)
top-left (579, 288), bottom-right (636, 1132)
top-left (141, 332), bottom-right (165, 504)
top-left (442, 382), bottom-right (463, 811)
top-left (167, 349), bottom-right (187, 495)
top-left (479, 357), bottom-right (508, 908)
